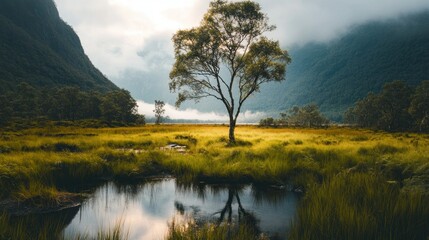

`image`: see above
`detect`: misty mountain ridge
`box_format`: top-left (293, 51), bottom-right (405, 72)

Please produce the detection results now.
top-left (121, 10), bottom-right (429, 121)
top-left (247, 10), bottom-right (429, 120)
top-left (1, 0), bottom-right (427, 123)
top-left (0, 0), bottom-right (118, 93)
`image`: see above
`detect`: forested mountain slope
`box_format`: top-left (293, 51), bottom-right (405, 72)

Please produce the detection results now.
top-left (248, 11), bottom-right (429, 120)
top-left (0, 0), bottom-right (117, 93)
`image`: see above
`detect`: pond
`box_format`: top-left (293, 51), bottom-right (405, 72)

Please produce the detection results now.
top-left (7, 178), bottom-right (300, 239)
top-left (65, 178), bottom-right (299, 239)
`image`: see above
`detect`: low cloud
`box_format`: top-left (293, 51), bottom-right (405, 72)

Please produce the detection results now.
top-left (136, 33), bottom-right (174, 71)
top-left (54, 0), bottom-right (429, 102)
top-left (262, 0), bottom-right (429, 47)
top-left (137, 100), bottom-right (265, 123)
top-left (55, 0), bottom-right (208, 78)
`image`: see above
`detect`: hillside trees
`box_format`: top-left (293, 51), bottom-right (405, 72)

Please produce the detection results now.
top-left (11, 83), bottom-right (41, 119)
top-left (345, 80), bottom-right (428, 132)
top-left (0, 0), bottom-right (118, 93)
top-left (244, 11), bottom-right (429, 120)
top-left (100, 90), bottom-right (139, 123)
top-left (377, 81), bottom-right (413, 131)
top-left (409, 80), bottom-right (429, 132)
top-left (169, 0), bottom-right (290, 143)
top-left (0, 95), bottom-right (12, 125)
top-left (0, 85), bottom-right (144, 126)
top-left (259, 104), bottom-right (329, 127)
top-left (282, 104), bottom-right (329, 127)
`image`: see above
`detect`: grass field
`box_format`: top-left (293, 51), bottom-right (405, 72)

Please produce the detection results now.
top-left (1, 125), bottom-right (429, 239)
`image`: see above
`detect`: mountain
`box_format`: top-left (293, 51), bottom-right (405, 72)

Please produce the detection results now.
top-left (247, 11), bottom-right (429, 121)
top-left (0, 0), bottom-right (117, 93)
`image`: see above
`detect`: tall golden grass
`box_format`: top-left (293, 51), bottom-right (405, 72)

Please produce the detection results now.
top-left (1, 125), bottom-right (428, 239)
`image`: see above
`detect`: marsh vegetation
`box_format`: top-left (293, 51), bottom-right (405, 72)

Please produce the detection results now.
top-left (0, 125), bottom-right (428, 239)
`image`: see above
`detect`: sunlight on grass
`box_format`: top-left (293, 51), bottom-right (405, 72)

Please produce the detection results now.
top-left (1, 125), bottom-right (428, 239)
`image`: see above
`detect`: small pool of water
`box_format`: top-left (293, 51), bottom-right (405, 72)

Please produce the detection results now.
top-left (63, 178), bottom-right (299, 239)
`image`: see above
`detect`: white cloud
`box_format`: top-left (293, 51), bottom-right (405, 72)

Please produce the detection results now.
top-left (54, 0), bottom-right (429, 116)
top-left (262, 0), bottom-right (429, 47)
top-left (55, 0), bottom-right (209, 78)
top-left (137, 100), bottom-right (265, 122)
top-left (54, 0), bottom-right (429, 77)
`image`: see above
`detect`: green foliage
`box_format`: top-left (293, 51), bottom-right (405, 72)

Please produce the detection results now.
top-left (259, 117), bottom-right (275, 127)
top-left (170, 0), bottom-right (290, 142)
top-left (0, 86), bottom-right (144, 126)
top-left (100, 90), bottom-right (139, 123)
top-left (0, 0), bottom-right (135, 127)
top-left (281, 104), bottom-right (329, 127)
top-left (409, 80), bottom-right (429, 132)
top-left (154, 100), bottom-right (166, 124)
top-left (260, 104), bottom-right (329, 127)
top-left (346, 80), bottom-right (428, 132)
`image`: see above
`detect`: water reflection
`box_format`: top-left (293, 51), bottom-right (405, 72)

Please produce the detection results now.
top-left (63, 178), bottom-right (298, 240)
top-left (1, 206), bottom-right (79, 239)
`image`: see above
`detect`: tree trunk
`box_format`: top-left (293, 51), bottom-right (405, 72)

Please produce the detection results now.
top-left (229, 118), bottom-right (236, 144)
top-left (420, 113), bottom-right (428, 132)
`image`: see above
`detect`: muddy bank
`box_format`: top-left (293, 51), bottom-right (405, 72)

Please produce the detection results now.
top-left (0, 192), bottom-right (84, 216)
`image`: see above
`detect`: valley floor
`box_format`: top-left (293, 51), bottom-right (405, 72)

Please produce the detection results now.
top-left (0, 125), bottom-right (428, 239)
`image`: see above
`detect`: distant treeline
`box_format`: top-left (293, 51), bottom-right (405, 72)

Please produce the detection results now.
top-left (345, 80), bottom-right (429, 132)
top-left (0, 83), bottom-right (145, 127)
top-left (260, 104), bottom-right (329, 128)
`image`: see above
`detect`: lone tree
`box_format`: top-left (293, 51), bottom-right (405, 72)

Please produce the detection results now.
top-left (169, 0), bottom-right (290, 143)
top-left (153, 100), bottom-right (166, 124)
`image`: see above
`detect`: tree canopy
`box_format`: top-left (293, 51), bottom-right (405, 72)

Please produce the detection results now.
top-left (169, 0), bottom-right (290, 142)
top-left (153, 100), bottom-right (166, 124)
top-left (345, 80), bottom-right (429, 132)
top-left (259, 104), bottom-right (329, 128)
top-left (0, 84), bottom-right (144, 127)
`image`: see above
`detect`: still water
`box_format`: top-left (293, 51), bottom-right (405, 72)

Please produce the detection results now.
top-left (63, 178), bottom-right (299, 239)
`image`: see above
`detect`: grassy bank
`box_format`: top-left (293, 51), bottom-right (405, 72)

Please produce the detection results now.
top-left (0, 211), bottom-right (128, 240)
top-left (1, 125), bottom-right (429, 239)
top-left (289, 173), bottom-right (429, 240)
top-left (166, 221), bottom-right (267, 240)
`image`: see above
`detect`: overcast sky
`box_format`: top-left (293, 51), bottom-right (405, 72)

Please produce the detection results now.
top-left (54, 0), bottom-right (429, 119)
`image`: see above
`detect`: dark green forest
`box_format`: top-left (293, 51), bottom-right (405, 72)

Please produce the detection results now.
top-left (0, 0), bottom-right (117, 94)
top-left (345, 80), bottom-right (429, 132)
top-left (1, 0), bottom-right (428, 126)
top-left (260, 104), bottom-right (329, 128)
top-left (0, 83), bottom-right (144, 127)
top-left (0, 0), bottom-right (139, 127)
top-left (260, 80), bottom-right (429, 132)
top-left (247, 11), bottom-right (429, 120)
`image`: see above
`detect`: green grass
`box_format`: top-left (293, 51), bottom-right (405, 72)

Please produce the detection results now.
top-left (0, 125), bottom-right (428, 239)
top-left (289, 173), bottom-right (429, 240)
top-left (0, 213), bottom-right (129, 240)
top-left (166, 221), bottom-right (267, 240)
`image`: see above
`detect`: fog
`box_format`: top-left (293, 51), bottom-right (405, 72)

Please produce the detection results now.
top-left (137, 100), bottom-right (265, 123)
top-left (54, 0), bottom-right (429, 120)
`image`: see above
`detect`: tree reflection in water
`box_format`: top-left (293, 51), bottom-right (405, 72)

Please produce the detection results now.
top-left (4, 179), bottom-right (298, 239)
top-left (65, 179), bottom-right (297, 239)
top-left (174, 184), bottom-right (261, 234)
top-left (213, 187), bottom-right (260, 233)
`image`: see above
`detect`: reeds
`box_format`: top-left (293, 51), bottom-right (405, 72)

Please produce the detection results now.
top-left (289, 173), bottom-right (429, 240)
top-left (0, 125), bottom-right (428, 239)
top-left (0, 213), bottom-right (129, 240)
top-left (166, 220), bottom-right (267, 240)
